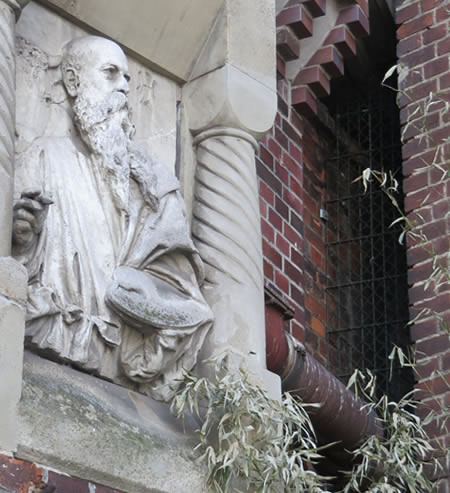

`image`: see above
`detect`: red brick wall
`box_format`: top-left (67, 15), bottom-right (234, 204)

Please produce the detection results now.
top-left (0, 454), bottom-right (122, 493)
top-left (257, 63), bottom-right (331, 365)
top-left (397, 0), bottom-right (449, 490)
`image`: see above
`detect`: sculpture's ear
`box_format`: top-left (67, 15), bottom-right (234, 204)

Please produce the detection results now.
top-left (62, 67), bottom-right (79, 97)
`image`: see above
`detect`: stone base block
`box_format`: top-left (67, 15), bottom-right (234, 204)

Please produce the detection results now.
top-left (17, 352), bottom-right (211, 493)
top-left (0, 257), bottom-right (27, 452)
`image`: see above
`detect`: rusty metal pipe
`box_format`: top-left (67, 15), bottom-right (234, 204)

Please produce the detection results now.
top-left (266, 320), bottom-right (382, 454)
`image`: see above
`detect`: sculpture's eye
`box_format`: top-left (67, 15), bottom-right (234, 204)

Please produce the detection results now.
top-left (103, 65), bottom-right (119, 79)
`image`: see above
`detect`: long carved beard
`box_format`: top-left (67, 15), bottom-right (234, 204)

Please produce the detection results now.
top-left (73, 92), bottom-right (135, 211)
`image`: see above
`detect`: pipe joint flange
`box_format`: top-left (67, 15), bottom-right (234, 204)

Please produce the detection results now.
top-left (288, 333), bottom-right (306, 355)
top-left (280, 333), bottom-right (305, 381)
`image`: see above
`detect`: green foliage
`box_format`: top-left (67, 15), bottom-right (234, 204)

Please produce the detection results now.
top-left (342, 369), bottom-right (438, 493)
top-left (172, 361), bottom-right (440, 493)
top-left (171, 361), bottom-right (331, 493)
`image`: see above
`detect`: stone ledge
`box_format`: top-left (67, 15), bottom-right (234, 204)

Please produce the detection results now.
top-left (17, 352), bottom-right (211, 493)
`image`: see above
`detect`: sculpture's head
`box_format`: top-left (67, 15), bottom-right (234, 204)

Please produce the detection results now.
top-left (61, 36), bottom-right (130, 107)
top-left (60, 36), bottom-right (135, 158)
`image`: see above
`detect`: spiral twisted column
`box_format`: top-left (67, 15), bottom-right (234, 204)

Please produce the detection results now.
top-left (0, 0), bottom-right (19, 256)
top-left (192, 127), bottom-right (267, 369)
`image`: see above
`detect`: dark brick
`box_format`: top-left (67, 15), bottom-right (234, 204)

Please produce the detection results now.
top-left (402, 135), bottom-right (428, 161)
top-left (277, 26), bottom-right (300, 61)
top-left (263, 238), bottom-right (283, 268)
top-left (420, 218), bottom-right (448, 241)
top-left (406, 79), bottom-right (438, 105)
top-left (336, 5), bottom-right (370, 38)
top-left (397, 12), bottom-right (434, 38)
top-left (325, 25), bottom-right (357, 58)
top-left (278, 95), bottom-right (289, 116)
top-left (422, 0), bottom-right (443, 11)
top-left (261, 218), bottom-right (275, 242)
top-left (423, 22), bottom-right (447, 44)
top-left (424, 56), bottom-right (450, 78)
top-left (268, 137), bottom-right (282, 160)
top-left (410, 317), bottom-right (438, 342)
top-left (396, 1), bottom-right (420, 24)
top-left (404, 183), bottom-right (445, 212)
top-left (290, 210), bottom-right (304, 234)
top-left (397, 33), bottom-right (422, 57)
top-left (437, 35), bottom-right (450, 57)
top-left (285, 258), bottom-right (302, 284)
top-left (264, 258), bottom-right (274, 280)
top-left (402, 44), bottom-right (435, 70)
top-left (259, 145), bottom-right (275, 170)
top-left (284, 153), bottom-right (302, 179)
top-left (290, 246), bottom-right (304, 267)
top-left (291, 319), bottom-right (305, 341)
top-left (0, 456), bottom-right (42, 492)
top-left (275, 269), bottom-right (290, 294)
top-left (297, 0), bottom-right (326, 18)
top-left (433, 200), bottom-right (450, 222)
top-left (282, 118), bottom-right (301, 142)
top-left (290, 110), bottom-right (304, 134)
top-left (402, 150), bottom-right (436, 176)
top-left (415, 334), bottom-right (450, 359)
top-left (260, 180), bottom-right (275, 205)
top-left (268, 207), bottom-right (283, 232)
top-left (256, 158), bottom-right (283, 196)
top-left (288, 142), bottom-right (303, 166)
top-left (276, 5), bottom-right (313, 39)
top-left (275, 195), bottom-right (289, 219)
top-left (403, 168), bottom-right (428, 194)
top-left (283, 187), bottom-right (302, 211)
top-left (276, 232), bottom-right (290, 256)
top-left (284, 222), bottom-right (303, 247)
top-left (275, 126), bottom-right (289, 151)
top-left (47, 472), bottom-right (91, 493)
top-left (291, 284), bottom-right (305, 306)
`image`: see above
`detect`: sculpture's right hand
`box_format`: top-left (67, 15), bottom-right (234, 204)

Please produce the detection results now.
top-left (12, 188), bottom-right (53, 249)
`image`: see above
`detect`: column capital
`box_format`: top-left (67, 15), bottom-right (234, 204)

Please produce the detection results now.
top-left (184, 64), bottom-right (277, 141)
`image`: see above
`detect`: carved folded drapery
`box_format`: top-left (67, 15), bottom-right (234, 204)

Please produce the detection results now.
top-left (11, 35), bottom-right (212, 402)
top-left (192, 128), bottom-right (266, 367)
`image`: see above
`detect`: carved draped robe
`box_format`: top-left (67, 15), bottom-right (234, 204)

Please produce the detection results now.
top-left (14, 136), bottom-right (212, 401)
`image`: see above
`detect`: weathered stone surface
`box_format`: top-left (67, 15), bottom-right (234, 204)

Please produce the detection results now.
top-left (17, 352), bottom-right (211, 493)
top-left (16, 2), bottom-right (178, 171)
top-left (0, 258), bottom-right (27, 451)
top-left (0, 256), bottom-right (27, 302)
top-left (37, 0), bottom-right (223, 82)
top-left (13, 32), bottom-right (212, 402)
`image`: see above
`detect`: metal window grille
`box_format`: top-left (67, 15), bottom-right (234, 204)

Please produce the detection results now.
top-left (325, 82), bottom-right (413, 400)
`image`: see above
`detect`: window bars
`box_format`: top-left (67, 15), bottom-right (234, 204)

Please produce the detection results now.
top-left (325, 82), bottom-right (413, 400)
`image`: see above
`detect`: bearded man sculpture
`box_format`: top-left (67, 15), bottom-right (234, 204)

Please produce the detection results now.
top-left (12, 36), bottom-right (213, 401)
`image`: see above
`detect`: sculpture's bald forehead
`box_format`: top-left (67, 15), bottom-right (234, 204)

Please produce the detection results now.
top-left (63, 35), bottom-right (128, 69)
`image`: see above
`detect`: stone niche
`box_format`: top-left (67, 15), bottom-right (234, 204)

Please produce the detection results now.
top-left (3, 0), bottom-right (278, 490)
top-left (16, 2), bottom-right (178, 173)
top-left (13, 3), bottom-right (212, 492)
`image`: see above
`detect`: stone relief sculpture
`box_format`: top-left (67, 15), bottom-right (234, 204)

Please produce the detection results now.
top-left (12, 35), bottom-right (213, 401)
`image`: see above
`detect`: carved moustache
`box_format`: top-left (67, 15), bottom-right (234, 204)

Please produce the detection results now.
top-left (74, 91), bottom-right (129, 130)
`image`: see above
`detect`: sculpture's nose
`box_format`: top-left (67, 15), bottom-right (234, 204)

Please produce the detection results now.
top-left (117, 74), bottom-right (129, 95)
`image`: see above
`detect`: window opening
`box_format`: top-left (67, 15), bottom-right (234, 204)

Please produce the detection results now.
top-left (325, 81), bottom-right (413, 401)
